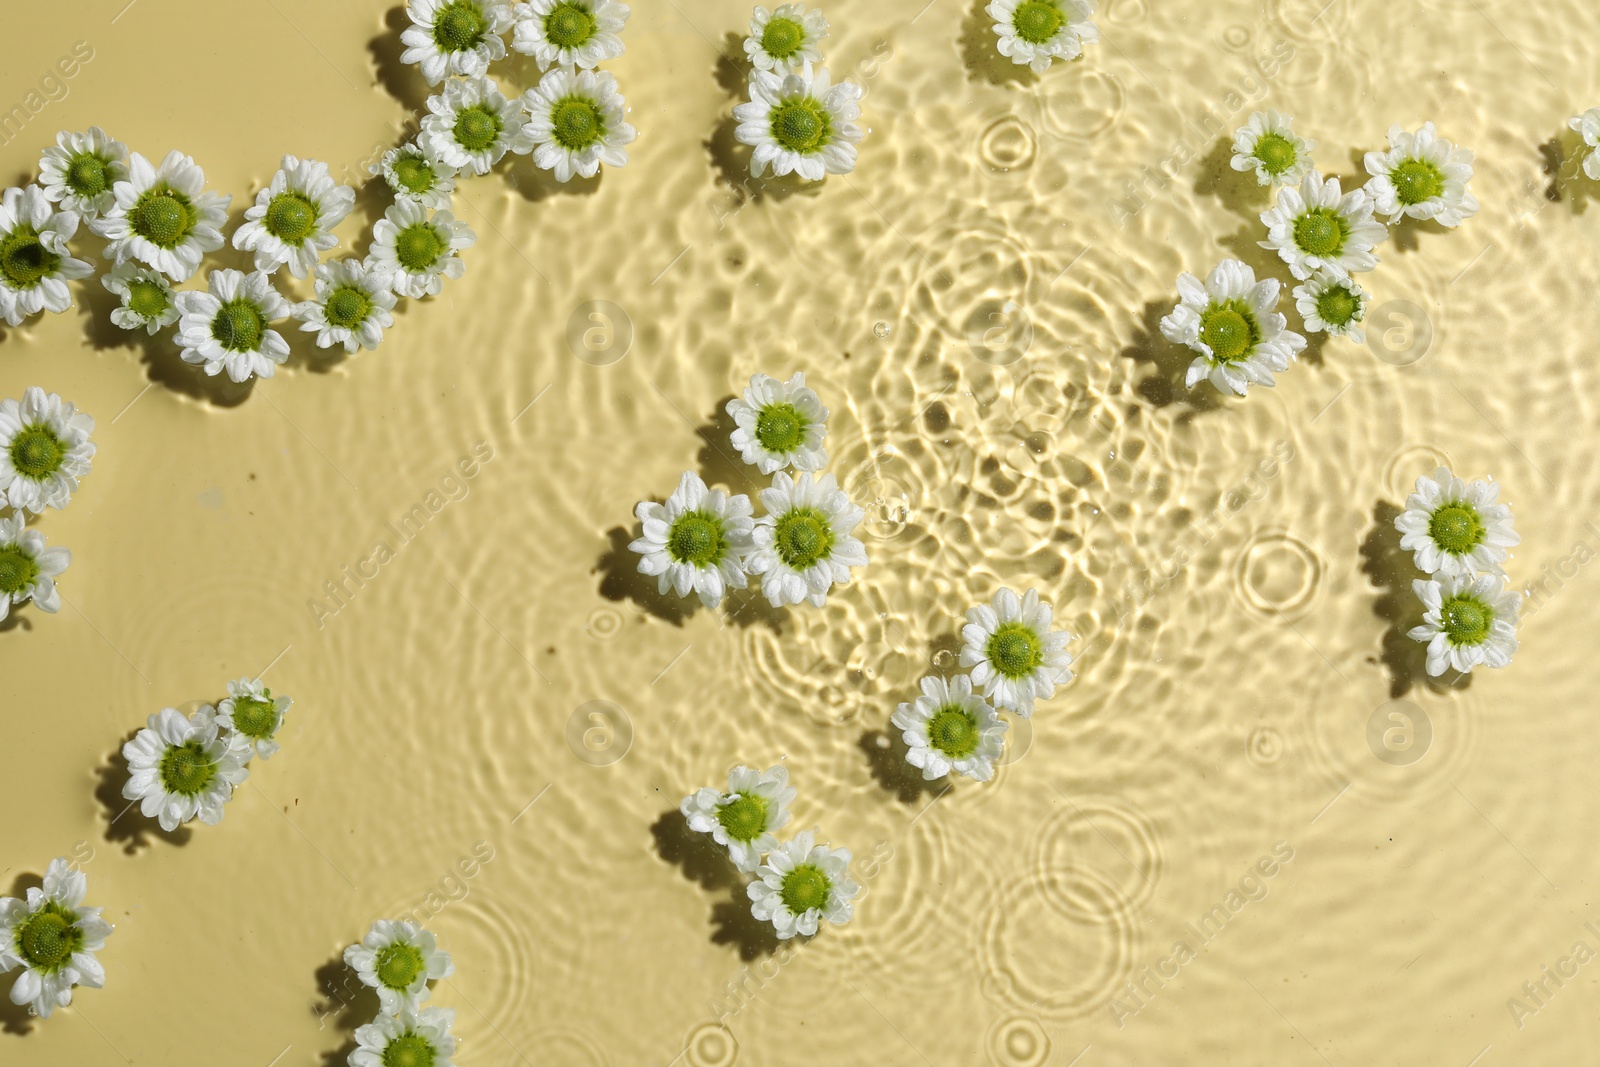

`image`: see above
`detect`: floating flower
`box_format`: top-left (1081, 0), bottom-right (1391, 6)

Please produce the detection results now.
top-left (0, 514), bottom-right (68, 620)
top-left (1394, 466), bottom-right (1518, 579)
top-left (215, 676), bottom-right (293, 761)
top-left (747, 471), bottom-right (867, 608)
top-left (986, 0), bottom-right (1098, 73)
top-left (174, 269), bottom-right (290, 383)
top-left (1158, 259), bottom-right (1306, 397)
top-left (519, 68), bottom-right (637, 183)
top-left (293, 259), bottom-right (397, 353)
top-left (401, 0), bottom-right (514, 85)
top-left (419, 76), bottom-right (526, 176)
top-left (680, 764), bottom-right (796, 872)
top-left (1259, 170), bottom-right (1387, 281)
top-left (891, 673), bottom-right (1007, 782)
top-left (0, 185), bottom-right (93, 328)
top-left (38, 126), bottom-right (128, 221)
top-left (960, 587), bottom-right (1073, 717)
top-left (629, 470), bottom-right (754, 609)
top-left (1292, 270), bottom-right (1368, 342)
top-left (352, 1006), bottom-right (458, 1067)
top-left (232, 155), bottom-right (355, 279)
top-left (374, 144), bottom-right (458, 210)
top-left (121, 706), bottom-right (251, 832)
top-left (365, 200), bottom-right (476, 299)
top-left (1568, 108), bottom-right (1600, 181)
top-left (1408, 573), bottom-right (1520, 677)
top-left (747, 830), bottom-right (858, 940)
top-left (102, 263), bottom-right (178, 334)
top-left (734, 62), bottom-right (863, 181)
top-left (1229, 110), bottom-right (1316, 187)
top-left (90, 149), bottom-right (230, 282)
top-left (0, 386), bottom-right (95, 515)
top-left (1363, 122), bottom-right (1478, 226)
top-left (745, 4), bottom-right (829, 73)
top-left (344, 920), bottom-right (454, 1015)
top-left (511, 0), bottom-right (629, 70)
top-left (0, 858), bottom-right (112, 1019)
top-left (726, 371), bottom-right (828, 474)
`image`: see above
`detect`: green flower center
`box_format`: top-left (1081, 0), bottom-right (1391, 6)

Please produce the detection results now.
top-left (127, 278), bottom-right (170, 320)
top-left (761, 16), bottom-right (805, 58)
top-left (159, 739), bottom-right (217, 796)
top-left (66, 153), bottom-right (111, 197)
top-left (212, 299), bottom-right (266, 353)
top-left (395, 223), bottom-right (446, 272)
top-left (1315, 285), bottom-right (1360, 327)
top-left (1293, 208), bottom-right (1348, 258)
top-left (545, 2), bottom-right (597, 48)
top-left (324, 286), bottom-right (372, 329)
top-left (780, 864), bottom-right (831, 914)
top-left (666, 511), bottom-right (725, 567)
top-left (231, 695), bottom-right (278, 739)
top-left (715, 793), bottom-right (770, 842)
top-left (454, 104), bottom-right (503, 152)
top-left (1439, 595), bottom-right (1491, 647)
top-left (264, 191), bottom-right (317, 243)
top-left (9, 425), bottom-right (65, 480)
top-left (1391, 159), bottom-right (1445, 206)
top-left (927, 705), bottom-right (980, 759)
top-left (393, 155), bottom-right (437, 194)
top-left (0, 227), bottom-right (60, 290)
top-left (16, 904), bottom-right (82, 973)
top-left (773, 507), bottom-right (835, 570)
top-left (1252, 132), bottom-right (1298, 176)
top-left (1198, 301), bottom-right (1259, 363)
top-left (0, 545), bottom-right (39, 595)
top-left (1428, 503), bottom-right (1485, 556)
top-left (375, 941), bottom-right (426, 991)
top-left (755, 403), bottom-right (806, 454)
top-left (552, 97), bottom-right (604, 151)
top-left (1012, 0), bottom-right (1065, 44)
top-left (130, 187), bottom-right (194, 249)
top-left (433, 0), bottom-right (487, 52)
top-left (770, 98), bottom-right (830, 154)
top-left (383, 1034), bottom-right (437, 1067)
top-left (987, 621), bottom-right (1043, 679)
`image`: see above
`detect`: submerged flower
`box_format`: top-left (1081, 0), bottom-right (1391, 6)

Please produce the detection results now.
top-left (174, 269), bottom-right (290, 383)
top-left (352, 1006), bottom-right (458, 1067)
top-left (680, 764), bottom-right (796, 872)
top-left (0, 185), bottom-right (92, 328)
top-left (1293, 270), bottom-right (1368, 341)
top-left (726, 371), bottom-right (828, 474)
top-left (401, 0), bottom-right (514, 85)
top-left (38, 127), bottom-right (129, 220)
top-left (960, 587), bottom-right (1073, 717)
top-left (986, 0), bottom-right (1098, 73)
top-left (629, 470), bottom-right (754, 609)
top-left (0, 514), bottom-right (68, 620)
top-left (1569, 108), bottom-right (1600, 181)
top-left (891, 673), bottom-right (1007, 782)
top-left (232, 155), bottom-right (355, 279)
top-left (215, 676), bottom-right (293, 760)
top-left (293, 259), bottom-right (397, 353)
top-left (745, 4), bottom-right (829, 73)
top-left (1363, 122), bottom-right (1478, 226)
top-left (1408, 573), bottom-right (1520, 677)
top-left (519, 68), bottom-right (636, 183)
top-left (0, 386), bottom-right (95, 515)
top-left (734, 62), bottom-right (864, 181)
top-left (1230, 111), bottom-right (1315, 187)
top-left (121, 706), bottom-right (251, 831)
top-left (366, 200), bottom-right (476, 299)
top-left (90, 149), bottom-right (230, 282)
top-left (344, 921), bottom-right (454, 1015)
top-left (1394, 466), bottom-right (1518, 579)
top-left (1259, 170), bottom-right (1387, 281)
top-left (419, 76), bottom-right (526, 175)
top-left (0, 858), bottom-right (112, 1019)
top-left (1159, 259), bottom-right (1306, 397)
top-left (747, 830), bottom-right (859, 940)
top-left (511, 0), bottom-right (629, 70)
top-left (375, 144), bottom-right (458, 210)
top-left (747, 471), bottom-right (868, 608)
top-left (102, 263), bottom-right (178, 334)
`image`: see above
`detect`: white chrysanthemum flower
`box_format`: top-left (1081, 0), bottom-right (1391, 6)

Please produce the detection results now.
top-left (734, 62), bottom-right (864, 181)
top-left (0, 858), bottom-right (112, 1019)
top-left (1229, 111), bottom-right (1315, 187)
top-left (511, 0), bottom-right (629, 70)
top-left (747, 471), bottom-right (868, 608)
top-left (365, 200), bottom-right (476, 299)
top-left (232, 155), bottom-right (355, 279)
top-left (0, 386), bottom-right (95, 515)
top-left (745, 4), bottom-right (828, 73)
top-left (726, 371), bottom-right (828, 474)
top-left (401, 0), bottom-right (514, 85)
top-left (1292, 270), bottom-right (1368, 342)
top-left (0, 514), bottom-right (68, 620)
top-left (173, 269), bottom-right (290, 383)
top-left (420, 76), bottom-right (527, 175)
top-left (747, 830), bottom-right (859, 940)
top-left (1363, 122), bottom-right (1479, 226)
top-left (90, 150), bottom-right (230, 282)
top-left (374, 144), bottom-right (458, 210)
top-left (519, 68), bottom-right (636, 183)
top-left (629, 470), bottom-right (754, 609)
top-left (960, 587), bottom-right (1074, 717)
top-left (1569, 108), bottom-right (1600, 181)
top-left (352, 1006), bottom-right (458, 1067)
top-left (891, 673), bottom-right (1007, 782)
top-left (0, 185), bottom-right (93, 328)
top-left (1259, 171), bottom-right (1387, 281)
top-left (1408, 574), bottom-right (1520, 677)
top-left (121, 706), bottom-right (251, 832)
top-left (1158, 259), bottom-right (1307, 397)
top-left (38, 127), bottom-right (129, 220)
top-left (680, 764), bottom-right (796, 872)
top-left (102, 263), bottom-right (178, 334)
top-left (986, 0), bottom-right (1098, 72)
top-left (215, 676), bottom-right (293, 761)
top-left (1394, 466), bottom-right (1518, 579)
top-left (293, 259), bottom-right (397, 353)
top-left (344, 921), bottom-right (454, 1015)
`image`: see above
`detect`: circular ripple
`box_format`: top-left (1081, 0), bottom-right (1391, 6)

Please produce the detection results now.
top-left (1220, 24), bottom-right (1252, 51)
top-left (585, 606), bottom-right (623, 639)
top-left (431, 891), bottom-right (539, 1036)
top-left (1385, 444), bottom-right (1455, 503)
top-left (979, 116), bottom-right (1037, 174)
top-left (1302, 683), bottom-right (1481, 806)
top-left (521, 1029), bottom-right (610, 1066)
top-left (1247, 726), bottom-right (1285, 766)
top-left (684, 1022), bottom-right (739, 1067)
top-left (980, 867), bottom-right (1134, 1020)
top-left (1233, 531), bottom-right (1324, 621)
top-left (1033, 797), bottom-right (1162, 917)
top-left (844, 451), bottom-right (917, 540)
top-left (1038, 67), bottom-right (1125, 141)
top-left (987, 1015), bottom-right (1051, 1067)
top-left (848, 816), bottom-right (977, 989)
top-left (909, 222), bottom-right (1043, 368)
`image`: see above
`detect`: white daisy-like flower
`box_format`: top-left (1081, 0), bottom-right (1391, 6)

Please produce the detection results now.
top-left (734, 62), bottom-right (864, 181)
top-left (680, 764), bottom-right (796, 872)
top-left (102, 263), bottom-right (179, 334)
top-left (374, 144), bottom-right (457, 210)
top-left (365, 200), bottom-right (476, 299)
top-left (629, 470), bottom-right (754, 609)
top-left (232, 155), bottom-right (355, 279)
top-left (121, 706), bottom-right (251, 832)
top-left (419, 76), bottom-right (527, 176)
top-left (38, 127), bottom-right (129, 220)
top-left (726, 371), bottom-right (829, 474)
top-left (215, 676), bottom-right (293, 761)
top-left (1568, 108), bottom-right (1600, 181)
top-left (352, 1006), bottom-right (458, 1067)
top-left (1394, 466), bottom-right (1518, 579)
top-left (173, 269), bottom-right (290, 383)
top-left (1229, 111), bottom-right (1315, 187)
top-left (0, 185), bottom-right (93, 328)
top-left (1158, 259), bottom-right (1307, 397)
top-left (401, 0), bottom-right (514, 85)
top-left (1408, 573), bottom-right (1521, 677)
top-left (0, 514), bottom-right (68, 621)
top-left (343, 921), bottom-right (454, 1015)
top-left (960, 587), bottom-right (1074, 717)
top-left (747, 830), bottom-right (859, 940)
top-left (511, 0), bottom-right (629, 70)
top-left (293, 259), bottom-right (397, 353)
top-left (0, 386), bottom-right (95, 515)
top-left (1293, 270), bottom-right (1368, 342)
top-left (745, 4), bottom-right (829, 73)
top-left (747, 471), bottom-right (868, 608)
top-left (1259, 170), bottom-right (1388, 281)
top-left (891, 673), bottom-right (1008, 782)
top-left (0, 858), bottom-right (112, 1019)
top-left (90, 149), bottom-right (230, 282)
top-left (519, 68), bottom-right (637, 183)
top-left (1363, 122), bottom-right (1479, 227)
top-left (986, 0), bottom-right (1098, 73)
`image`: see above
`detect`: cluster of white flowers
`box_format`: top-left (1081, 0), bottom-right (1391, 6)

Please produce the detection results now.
top-left (342, 919), bottom-right (458, 1065)
top-left (732, 6), bottom-right (866, 181)
top-left (987, 0), bottom-right (1098, 73)
top-left (0, 858), bottom-right (112, 1019)
top-left (0, 386), bottom-right (93, 624)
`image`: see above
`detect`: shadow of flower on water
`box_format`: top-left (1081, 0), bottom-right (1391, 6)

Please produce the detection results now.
top-left (958, 0), bottom-right (1039, 87)
top-left (595, 525), bottom-right (702, 627)
top-left (1119, 300), bottom-right (1225, 418)
top-left (858, 727), bottom-right (947, 805)
top-left (0, 872), bottom-right (44, 1035)
top-left (311, 953), bottom-right (380, 1067)
top-left (1359, 499), bottom-right (1472, 699)
top-left (93, 729), bottom-right (194, 854)
top-left (651, 807), bottom-right (788, 960)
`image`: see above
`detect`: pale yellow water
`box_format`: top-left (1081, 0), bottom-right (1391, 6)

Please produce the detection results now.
top-left (3, 0), bottom-right (1600, 1063)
